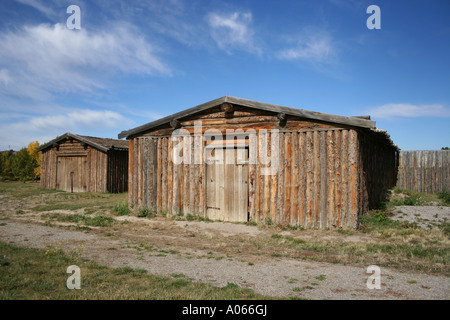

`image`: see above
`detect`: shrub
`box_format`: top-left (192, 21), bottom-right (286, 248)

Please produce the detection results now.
top-left (437, 191), bottom-right (450, 205)
top-left (137, 207), bottom-right (155, 218)
top-left (113, 202), bottom-right (129, 216)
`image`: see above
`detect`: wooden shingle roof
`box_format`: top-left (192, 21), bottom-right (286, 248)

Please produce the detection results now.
top-left (118, 96), bottom-right (377, 139)
top-left (37, 132), bottom-right (128, 152)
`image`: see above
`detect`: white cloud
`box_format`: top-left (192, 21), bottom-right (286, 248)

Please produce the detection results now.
top-left (367, 103), bottom-right (450, 119)
top-left (0, 22), bottom-right (171, 100)
top-left (277, 30), bottom-right (333, 62)
top-left (0, 108), bottom-right (132, 150)
top-left (206, 11), bottom-right (261, 55)
top-left (22, 109), bottom-right (128, 132)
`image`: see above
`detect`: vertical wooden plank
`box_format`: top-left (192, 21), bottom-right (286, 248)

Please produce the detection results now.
top-left (193, 135), bottom-right (200, 215)
top-left (305, 131), bottom-right (313, 228)
top-left (224, 146), bottom-right (233, 221)
top-left (341, 130), bottom-right (349, 228)
top-left (276, 132), bottom-right (285, 225)
top-left (182, 136), bottom-right (189, 215)
top-left (319, 131), bottom-right (328, 229)
top-left (133, 138), bottom-right (139, 208)
top-left (152, 138), bottom-right (158, 211)
top-left (327, 130), bottom-right (335, 228)
top-left (142, 139), bottom-right (148, 208)
top-left (217, 148), bottom-right (225, 220)
top-left (162, 137), bottom-right (169, 212)
top-left (313, 130), bottom-right (321, 228)
top-left (248, 133), bottom-right (257, 222)
top-left (263, 132), bottom-right (271, 223)
top-left (156, 138), bottom-right (162, 212)
top-left (349, 130), bottom-right (359, 229)
top-left (205, 148), bottom-right (213, 219)
top-left (256, 133), bottom-right (263, 222)
top-left (270, 131), bottom-right (278, 224)
top-left (291, 131), bottom-right (299, 226)
top-left (189, 136), bottom-right (195, 215)
top-left (298, 132), bottom-right (306, 227)
top-left (334, 130), bottom-right (342, 228)
top-left (146, 138), bottom-right (152, 210)
top-left (284, 132), bottom-right (292, 225)
top-left (172, 136), bottom-right (179, 215)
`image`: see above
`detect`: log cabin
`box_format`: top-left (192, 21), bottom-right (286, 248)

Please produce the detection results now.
top-left (118, 96), bottom-right (399, 229)
top-left (38, 132), bottom-right (128, 193)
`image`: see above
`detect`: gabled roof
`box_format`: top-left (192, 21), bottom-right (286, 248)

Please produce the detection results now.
top-left (37, 132), bottom-right (129, 153)
top-left (118, 96), bottom-right (377, 139)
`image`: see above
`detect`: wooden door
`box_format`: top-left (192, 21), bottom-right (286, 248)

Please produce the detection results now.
top-left (206, 147), bottom-right (249, 222)
top-left (56, 156), bottom-right (87, 192)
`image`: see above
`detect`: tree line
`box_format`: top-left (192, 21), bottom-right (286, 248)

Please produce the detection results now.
top-left (0, 142), bottom-right (41, 182)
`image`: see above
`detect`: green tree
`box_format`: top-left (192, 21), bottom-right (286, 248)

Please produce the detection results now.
top-left (0, 151), bottom-right (14, 179)
top-left (441, 147), bottom-right (449, 150)
top-left (11, 148), bottom-right (36, 182)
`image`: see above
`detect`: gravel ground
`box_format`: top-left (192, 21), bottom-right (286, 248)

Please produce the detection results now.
top-left (1, 219), bottom-right (449, 300)
top-left (390, 206), bottom-right (450, 229)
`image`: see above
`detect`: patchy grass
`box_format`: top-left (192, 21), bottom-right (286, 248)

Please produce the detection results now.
top-left (31, 192), bottom-right (127, 213)
top-left (0, 241), bottom-right (273, 300)
top-left (260, 210), bottom-right (449, 275)
top-left (1, 181), bottom-right (449, 278)
top-left (41, 213), bottom-right (115, 227)
top-left (388, 188), bottom-right (448, 207)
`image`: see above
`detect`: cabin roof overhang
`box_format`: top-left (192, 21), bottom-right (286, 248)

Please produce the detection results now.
top-left (118, 96), bottom-right (378, 139)
top-left (37, 132), bottom-right (128, 153)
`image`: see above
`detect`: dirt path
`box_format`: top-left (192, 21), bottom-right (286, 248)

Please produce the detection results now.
top-left (1, 219), bottom-right (448, 300)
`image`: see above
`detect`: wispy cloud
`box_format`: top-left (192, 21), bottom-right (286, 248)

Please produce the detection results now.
top-left (14, 0), bottom-right (58, 18)
top-left (367, 103), bottom-right (450, 119)
top-left (206, 11), bottom-right (261, 55)
top-left (0, 22), bottom-right (171, 101)
top-left (277, 29), bottom-right (334, 63)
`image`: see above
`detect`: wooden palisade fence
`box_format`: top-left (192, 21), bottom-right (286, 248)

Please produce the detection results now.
top-left (396, 150), bottom-right (450, 193)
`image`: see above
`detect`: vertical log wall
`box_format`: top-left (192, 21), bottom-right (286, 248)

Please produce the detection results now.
top-left (126, 127), bottom-right (394, 229)
top-left (396, 150), bottom-right (449, 193)
top-left (107, 149), bottom-right (129, 193)
top-left (40, 140), bottom-right (128, 193)
top-left (359, 132), bottom-right (398, 209)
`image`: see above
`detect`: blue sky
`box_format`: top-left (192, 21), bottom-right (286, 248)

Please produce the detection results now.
top-left (0, 0), bottom-right (449, 151)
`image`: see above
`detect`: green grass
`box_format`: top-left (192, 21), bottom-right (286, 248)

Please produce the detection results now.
top-left (437, 191), bottom-right (450, 205)
top-left (0, 181), bottom-right (63, 199)
top-left (0, 241), bottom-right (274, 300)
top-left (41, 213), bottom-right (115, 227)
top-left (388, 188), bottom-right (448, 207)
top-left (112, 202), bottom-right (130, 216)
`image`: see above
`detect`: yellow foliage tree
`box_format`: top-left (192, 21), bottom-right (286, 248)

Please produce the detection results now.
top-left (27, 141), bottom-right (41, 178)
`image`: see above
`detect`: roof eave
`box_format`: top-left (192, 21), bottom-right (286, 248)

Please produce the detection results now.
top-left (37, 132), bottom-right (109, 153)
top-left (118, 96), bottom-right (377, 139)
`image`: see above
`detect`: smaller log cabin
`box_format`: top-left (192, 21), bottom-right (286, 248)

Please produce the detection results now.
top-left (38, 132), bottom-right (128, 193)
top-left (119, 96), bottom-right (399, 229)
